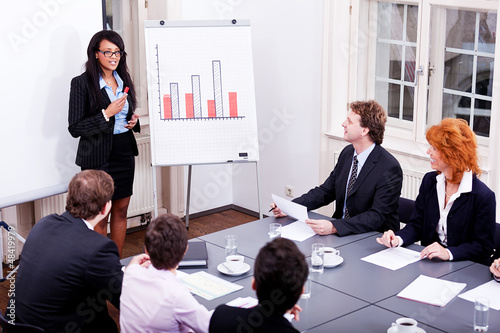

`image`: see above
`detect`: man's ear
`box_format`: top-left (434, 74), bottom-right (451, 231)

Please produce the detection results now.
top-left (251, 277), bottom-right (256, 291)
top-left (101, 200), bottom-right (112, 217)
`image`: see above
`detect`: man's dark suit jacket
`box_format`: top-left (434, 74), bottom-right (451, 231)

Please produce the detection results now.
top-left (13, 211), bottom-right (123, 333)
top-left (397, 172), bottom-right (496, 265)
top-left (68, 72), bottom-right (140, 169)
top-left (209, 305), bottom-right (299, 333)
top-left (293, 144), bottom-right (403, 236)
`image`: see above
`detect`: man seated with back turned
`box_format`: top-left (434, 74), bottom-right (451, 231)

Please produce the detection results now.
top-left (11, 170), bottom-right (149, 333)
top-left (272, 100), bottom-right (403, 236)
top-left (209, 237), bottom-right (308, 333)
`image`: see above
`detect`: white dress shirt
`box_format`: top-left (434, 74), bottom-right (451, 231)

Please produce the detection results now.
top-left (397, 171), bottom-right (473, 261)
top-left (120, 264), bottom-right (211, 333)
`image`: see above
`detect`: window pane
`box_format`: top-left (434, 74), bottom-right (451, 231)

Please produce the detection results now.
top-left (443, 93), bottom-right (469, 121)
top-left (443, 52), bottom-right (473, 91)
top-left (445, 9), bottom-right (476, 51)
top-left (477, 56), bottom-right (494, 97)
top-left (406, 5), bottom-right (418, 43)
top-left (404, 46), bottom-right (417, 83)
top-left (376, 81), bottom-right (401, 118)
top-left (376, 44), bottom-right (402, 80)
top-left (403, 85), bottom-right (414, 121)
top-left (478, 13), bottom-right (497, 53)
top-left (473, 98), bottom-right (491, 137)
top-left (378, 3), bottom-right (403, 40)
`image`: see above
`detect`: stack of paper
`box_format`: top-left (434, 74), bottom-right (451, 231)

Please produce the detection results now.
top-left (397, 275), bottom-right (466, 307)
top-left (181, 271), bottom-right (243, 300)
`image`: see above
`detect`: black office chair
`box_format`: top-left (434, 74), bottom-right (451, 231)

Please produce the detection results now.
top-left (0, 312), bottom-right (45, 333)
top-left (492, 223), bottom-right (500, 260)
top-left (398, 197), bottom-right (415, 225)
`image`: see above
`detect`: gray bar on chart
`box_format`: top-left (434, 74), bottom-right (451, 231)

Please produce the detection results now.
top-left (170, 83), bottom-right (179, 118)
top-left (212, 60), bottom-right (223, 117)
top-left (192, 75), bottom-right (201, 118)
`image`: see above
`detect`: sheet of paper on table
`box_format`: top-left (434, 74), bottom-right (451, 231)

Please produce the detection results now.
top-left (458, 280), bottom-right (500, 311)
top-left (361, 247), bottom-right (422, 270)
top-left (397, 274), bottom-right (466, 307)
top-left (226, 296), bottom-right (258, 308)
top-left (271, 194), bottom-right (315, 242)
top-left (226, 296), bottom-right (294, 321)
top-left (181, 271), bottom-right (243, 300)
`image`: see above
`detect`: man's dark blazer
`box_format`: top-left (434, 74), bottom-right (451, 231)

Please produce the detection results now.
top-left (68, 72), bottom-right (140, 169)
top-left (293, 144), bottom-right (403, 236)
top-left (209, 305), bottom-right (299, 333)
top-left (397, 172), bottom-right (496, 265)
top-left (13, 211), bottom-right (123, 333)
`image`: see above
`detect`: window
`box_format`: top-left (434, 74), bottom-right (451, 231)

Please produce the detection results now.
top-left (371, 0), bottom-right (497, 144)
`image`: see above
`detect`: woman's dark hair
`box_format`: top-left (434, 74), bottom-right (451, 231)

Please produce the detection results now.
top-left (84, 30), bottom-right (137, 112)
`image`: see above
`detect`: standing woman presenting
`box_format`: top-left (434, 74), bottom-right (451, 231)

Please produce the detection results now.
top-left (68, 30), bottom-right (140, 257)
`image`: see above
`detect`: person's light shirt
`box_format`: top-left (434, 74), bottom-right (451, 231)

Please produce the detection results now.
top-left (99, 71), bottom-right (129, 134)
top-left (342, 143), bottom-right (376, 218)
top-left (82, 219), bottom-right (93, 230)
top-left (396, 171), bottom-right (473, 261)
top-left (120, 263), bottom-right (211, 333)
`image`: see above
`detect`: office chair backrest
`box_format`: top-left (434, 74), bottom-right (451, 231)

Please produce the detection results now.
top-left (0, 312), bottom-right (45, 333)
top-left (493, 223), bottom-right (500, 260)
top-left (398, 197), bottom-right (415, 225)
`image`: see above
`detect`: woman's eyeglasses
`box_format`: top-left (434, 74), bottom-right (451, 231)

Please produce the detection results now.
top-left (98, 50), bottom-right (125, 58)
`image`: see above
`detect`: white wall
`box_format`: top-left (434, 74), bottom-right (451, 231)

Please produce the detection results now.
top-left (182, 0), bottom-right (324, 215)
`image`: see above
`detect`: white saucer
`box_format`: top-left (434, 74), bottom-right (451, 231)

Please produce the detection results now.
top-left (324, 255), bottom-right (344, 268)
top-left (387, 325), bottom-right (426, 333)
top-left (217, 262), bottom-right (251, 276)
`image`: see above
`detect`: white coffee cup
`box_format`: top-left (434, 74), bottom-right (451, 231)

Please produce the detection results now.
top-left (225, 255), bottom-right (244, 272)
top-left (323, 247), bottom-right (340, 263)
top-left (391, 317), bottom-right (417, 333)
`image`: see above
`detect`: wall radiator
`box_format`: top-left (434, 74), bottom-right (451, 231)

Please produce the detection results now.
top-left (34, 135), bottom-right (154, 221)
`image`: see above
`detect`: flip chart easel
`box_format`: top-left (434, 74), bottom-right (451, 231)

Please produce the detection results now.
top-left (144, 20), bottom-right (261, 226)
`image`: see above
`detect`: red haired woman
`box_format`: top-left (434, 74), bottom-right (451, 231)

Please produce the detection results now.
top-left (377, 118), bottom-right (495, 265)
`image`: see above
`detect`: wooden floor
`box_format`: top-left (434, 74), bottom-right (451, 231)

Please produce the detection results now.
top-left (0, 209), bottom-right (257, 329)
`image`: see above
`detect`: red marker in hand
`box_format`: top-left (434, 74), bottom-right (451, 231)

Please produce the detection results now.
top-left (123, 87), bottom-right (129, 94)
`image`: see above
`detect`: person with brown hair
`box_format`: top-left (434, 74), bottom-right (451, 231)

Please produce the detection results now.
top-left (272, 100), bottom-right (403, 236)
top-left (12, 170), bottom-right (149, 333)
top-left (120, 213), bottom-right (211, 333)
top-left (377, 118), bottom-right (496, 265)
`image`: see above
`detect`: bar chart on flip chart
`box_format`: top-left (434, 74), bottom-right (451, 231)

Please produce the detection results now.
top-left (144, 20), bottom-right (259, 166)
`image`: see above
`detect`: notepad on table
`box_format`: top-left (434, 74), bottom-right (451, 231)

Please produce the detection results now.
top-left (178, 240), bottom-right (208, 268)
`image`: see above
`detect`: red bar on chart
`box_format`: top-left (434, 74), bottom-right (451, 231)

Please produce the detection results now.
top-left (229, 92), bottom-right (238, 117)
top-left (207, 100), bottom-right (216, 117)
top-left (163, 94), bottom-right (172, 119)
top-left (185, 93), bottom-right (194, 118)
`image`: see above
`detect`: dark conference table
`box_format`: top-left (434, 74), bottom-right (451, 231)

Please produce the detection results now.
top-left (167, 213), bottom-right (498, 332)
